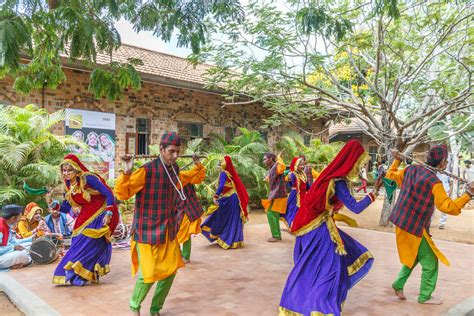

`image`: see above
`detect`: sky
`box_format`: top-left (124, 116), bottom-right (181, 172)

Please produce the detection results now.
top-left (115, 19), bottom-right (192, 58)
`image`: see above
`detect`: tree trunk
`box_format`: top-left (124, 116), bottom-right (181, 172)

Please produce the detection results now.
top-left (447, 115), bottom-right (460, 199)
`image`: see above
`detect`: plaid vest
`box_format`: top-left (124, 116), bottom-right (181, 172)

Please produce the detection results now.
top-left (389, 165), bottom-right (440, 237)
top-left (304, 166), bottom-right (314, 186)
top-left (134, 159), bottom-right (181, 244)
top-left (176, 184), bottom-right (203, 224)
top-left (267, 163), bottom-right (287, 200)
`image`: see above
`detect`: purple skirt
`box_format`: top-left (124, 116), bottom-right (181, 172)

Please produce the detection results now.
top-left (201, 193), bottom-right (244, 249)
top-left (53, 212), bottom-right (112, 286)
top-left (282, 189), bottom-right (298, 229)
top-left (279, 222), bottom-right (373, 315)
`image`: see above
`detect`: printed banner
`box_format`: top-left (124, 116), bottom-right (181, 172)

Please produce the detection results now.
top-left (65, 109), bottom-right (116, 180)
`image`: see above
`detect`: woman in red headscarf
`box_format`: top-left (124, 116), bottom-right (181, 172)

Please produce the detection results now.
top-left (279, 140), bottom-right (381, 316)
top-left (50, 154), bottom-right (118, 286)
top-left (281, 157), bottom-right (309, 230)
top-left (201, 155), bottom-right (249, 249)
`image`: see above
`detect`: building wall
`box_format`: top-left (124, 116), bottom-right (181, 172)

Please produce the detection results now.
top-left (0, 67), bottom-right (327, 173)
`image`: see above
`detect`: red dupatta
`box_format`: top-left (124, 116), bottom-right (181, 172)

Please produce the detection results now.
top-left (291, 140), bottom-right (368, 233)
top-left (224, 156), bottom-right (249, 218)
top-left (61, 154), bottom-right (119, 233)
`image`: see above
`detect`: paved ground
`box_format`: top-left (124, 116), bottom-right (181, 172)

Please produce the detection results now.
top-left (6, 224), bottom-right (474, 316)
top-left (0, 292), bottom-right (23, 316)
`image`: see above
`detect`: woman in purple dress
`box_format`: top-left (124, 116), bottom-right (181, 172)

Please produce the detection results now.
top-left (279, 140), bottom-right (382, 315)
top-left (51, 154), bottom-right (118, 286)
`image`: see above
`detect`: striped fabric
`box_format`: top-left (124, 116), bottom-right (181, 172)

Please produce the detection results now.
top-left (267, 163), bottom-right (287, 200)
top-left (304, 165), bottom-right (314, 187)
top-left (389, 165), bottom-right (440, 237)
top-left (176, 184), bottom-right (203, 223)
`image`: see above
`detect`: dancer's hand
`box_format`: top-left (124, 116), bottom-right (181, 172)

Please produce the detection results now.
top-left (120, 154), bottom-right (134, 174)
top-left (72, 206), bottom-right (81, 215)
top-left (391, 149), bottom-right (402, 161)
top-left (192, 155), bottom-right (201, 165)
top-left (103, 214), bottom-right (111, 226)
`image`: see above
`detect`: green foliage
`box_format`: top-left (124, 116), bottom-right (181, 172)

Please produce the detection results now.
top-left (0, 104), bottom-right (76, 205)
top-left (0, 0), bottom-right (244, 99)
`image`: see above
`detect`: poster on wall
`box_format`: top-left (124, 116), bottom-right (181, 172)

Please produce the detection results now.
top-left (65, 109), bottom-right (116, 180)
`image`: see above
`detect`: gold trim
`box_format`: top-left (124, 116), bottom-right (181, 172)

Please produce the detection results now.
top-left (325, 216), bottom-right (347, 255)
top-left (216, 238), bottom-right (244, 249)
top-left (280, 216), bottom-right (290, 231)
top-left (82, 225), bottom-right (111, 241)
top-left (52, 276), bottom-right (66, 285)
top-left (293, 212), bottom-right (327, 236)
top-left (348, 251), bottom-right (373, 276)
top-left (62, 260), bottom-right (111, 282)
top-left (278, 306), bottom-right (336, 316)
top-left (72, 201), bottom-right (107, 237)
top-left (347, 152), bottom-right (370, 183)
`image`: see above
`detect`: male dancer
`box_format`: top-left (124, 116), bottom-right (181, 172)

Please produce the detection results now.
top-left (387, 145), bottom-right (473, 305)
top-left (115, 131), bottom-right (204, 316)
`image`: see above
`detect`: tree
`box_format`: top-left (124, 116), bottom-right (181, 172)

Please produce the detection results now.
top-left (194, 0), bottom-right (473, 225)
top-left (0, 0), bottom-right (244, 99)
top-left (0, 104), bottom-right (75, 205)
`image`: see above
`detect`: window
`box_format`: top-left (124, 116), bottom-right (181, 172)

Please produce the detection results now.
top-left (178, 122), bottom-right (204, 143)
top-left (225, 127), bottom-right (236, 143)
top-left (126, 118), bottom-right (150, 155)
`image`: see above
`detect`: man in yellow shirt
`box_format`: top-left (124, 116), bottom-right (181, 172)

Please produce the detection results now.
top-left (387, 145), bottom-right (473, 305)
top-left (115, 132), bottom-right (205, 316)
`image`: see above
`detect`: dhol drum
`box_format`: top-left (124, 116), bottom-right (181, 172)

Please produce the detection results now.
top-left (29, 237), bottom-right (61, 264)
top-left (112, 223), bottom-right (129, 241)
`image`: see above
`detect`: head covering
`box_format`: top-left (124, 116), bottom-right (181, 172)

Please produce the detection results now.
top-left (264, 152), bottom-right (276, 161)
top-left (426, 144), bottom-right (448, 167)
top-left (1, 204), bottom-right (23, 217)
top-left (160, 131), bottom-right (181, 146)
top-left (61, 154), bottom-right (90, 173)
top-left (49, 200), bottom-right (61, 211)
top-left (223, 156), bottom-right (249, 218)
top-left (60, 154), bottom-right (92, 202)
top-left (289, 157), bottom-right (299, 172)
top-left (291, 140), bottom-right (369, 233)
top-left (24, 202), bottom-right (43, 220)
top-left (291, 157), bottom-right (307, 183)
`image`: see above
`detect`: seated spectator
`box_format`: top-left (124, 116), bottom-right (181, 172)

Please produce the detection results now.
top-left (17, 202), bottom-right (47, 238)
top-left (0, 205), bottom-right (32, 269)
top-left (44, 200), bottom-right (72, 237)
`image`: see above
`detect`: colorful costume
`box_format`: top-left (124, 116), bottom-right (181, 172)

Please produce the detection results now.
top-left (16, 202), bottom-right (45, 238)
top-left (115, 131), bottom-right (205, 315)
top-left (304, 164), bottom-right (320, 187)
top-left (176, 166), bottom-right (206, 261)
top-left (281, 158), bottom-right (309, 230)
top-left (262, 155), bottom-right (288, 240)
top-left (279, 140), bottom-right (376, 316)
top-left (53, 154), bottom-right (119, 286)
top-left (386, 145), bottom-right (471, 303)
top-left (0, 205), bottom-right (32, 269)
top-left (201, 155), bottom-right (249, 249)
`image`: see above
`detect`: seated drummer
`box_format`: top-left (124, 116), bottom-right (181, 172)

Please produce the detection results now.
top-left (17, 202), bottom-right (47, 239)
top-left (44, 200), bottom-right (72, 238)
top-left (0, 205), bottom-right (32, 269)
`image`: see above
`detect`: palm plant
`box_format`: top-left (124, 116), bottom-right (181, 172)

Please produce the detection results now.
top-left (0, 104), bottom-right (75, 205)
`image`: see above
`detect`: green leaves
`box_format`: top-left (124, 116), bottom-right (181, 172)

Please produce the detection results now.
top-left (296, 5), bottom-right (352, 40)
top-left (0, 9), bottom-right (32, 71)
top-left (89, 62), bottom-right (141, 100)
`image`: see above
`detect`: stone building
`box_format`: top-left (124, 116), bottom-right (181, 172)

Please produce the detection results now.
top-left (0, 44), bottom-right (326, 175)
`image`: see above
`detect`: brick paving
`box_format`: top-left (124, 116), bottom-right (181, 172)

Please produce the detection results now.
top-left (7, 224), bottom-right (474, 315)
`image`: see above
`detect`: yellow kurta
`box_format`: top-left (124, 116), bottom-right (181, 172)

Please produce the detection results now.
top-left (386, 160), bottom-right (471, 268)
top-left (262, 158), bottom-right (288, 214)
top-left (176, 165), bottom-right (206, 244)
top-left (16, 219), bottom-right (45, 238)
top-left (115, 162), bottom-right (205, 283)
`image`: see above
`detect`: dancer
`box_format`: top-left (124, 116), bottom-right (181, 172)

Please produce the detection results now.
top-left (300, 155), bottom-right (319, 187)
top-left (262, 152), bottom-right (287, 242)
top-left (279, 140), bottom-right (380, 316)
top-left (176, 164), bottom-right (206, 263)
top-left (115, 131), bottom-right (204, 316)
top-left (281, 157), bottom-right (308, 230)
top-left (387, 146), bottom-right (473, 304)
top-left (201, 155), bottom-right (249, 249)
top-left (51, 154), bottom-right (119, 286)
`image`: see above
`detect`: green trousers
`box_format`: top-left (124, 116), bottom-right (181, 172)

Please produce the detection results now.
top-left (392, 236), bottom-right (439, 303)
top-left (267, 209), bottom-right (281, 239)
top-left (130, 272), bottom-right (176, 313)
top-left (181, 238), bottom-right (192, 260)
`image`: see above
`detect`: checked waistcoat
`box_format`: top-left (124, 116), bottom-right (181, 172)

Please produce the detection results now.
top-left (134, 159), bottom-right (181, 244)
top-left (304, 166), bottom-right (314, 187)
top-left (389, 165), bottom-right (440, 237)
top-left (267, 162), bottom-right (287, 200)
top-left (176, 184), bottom-right (203, 224)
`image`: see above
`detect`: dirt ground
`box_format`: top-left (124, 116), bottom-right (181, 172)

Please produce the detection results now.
top-left (247, 196), bottom-right (474, 244)
top-left (0, 292), bottom-right (24, 316)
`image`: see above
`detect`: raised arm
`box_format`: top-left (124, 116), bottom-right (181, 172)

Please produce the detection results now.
top-left (432, 183), bottom-right (471, 216)
top-left (179, 163), bottom-right (206, 186)
top-left (385, 159), bottom-right (406, 187)
top-left (334, 180), bottom-right (375, 214)
top-left (115, 168), bottom-right (146, 200)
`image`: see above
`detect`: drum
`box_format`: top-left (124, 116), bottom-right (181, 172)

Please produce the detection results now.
top-left (29, 238), bottom-right (61, 264)
top-left (112, 223), bottom-right (129, 241)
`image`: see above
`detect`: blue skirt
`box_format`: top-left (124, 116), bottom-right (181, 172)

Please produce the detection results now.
top-left (201, 193), bottom-right (244, 249)
top-left (53, 212), bottom-right (112, 286)
top-left (279, 222), bottom-right (373, 315)
top-left (282, 189), bottom-right (298, 229)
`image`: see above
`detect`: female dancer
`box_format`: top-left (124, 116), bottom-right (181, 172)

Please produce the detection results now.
top-left (281, 157), bottom-right (308, 230)
top-left (201, 156), bottom-right (249, 249)
top-left (51, 154), bottom-right (118, 286)
top-left (279, 140), bottom-right (381, 315)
